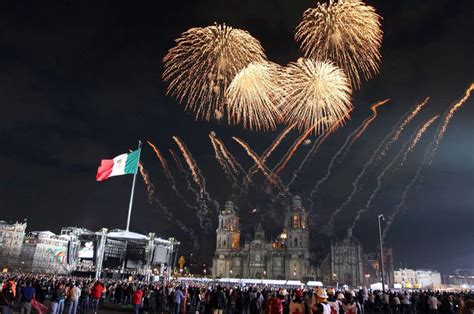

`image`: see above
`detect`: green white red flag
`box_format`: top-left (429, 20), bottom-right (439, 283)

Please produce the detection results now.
top-left (96, 149), bottom-right (141, 181)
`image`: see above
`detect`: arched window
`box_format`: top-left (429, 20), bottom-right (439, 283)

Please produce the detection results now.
top-left (294, 237), bottom-right (298, 247)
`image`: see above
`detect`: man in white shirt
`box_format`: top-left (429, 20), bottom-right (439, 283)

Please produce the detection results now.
top-left (428, 294), bottom-right (439, 314)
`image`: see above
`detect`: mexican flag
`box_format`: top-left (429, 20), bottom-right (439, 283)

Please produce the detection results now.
top-left (96, 149), bottom-right (141, 181)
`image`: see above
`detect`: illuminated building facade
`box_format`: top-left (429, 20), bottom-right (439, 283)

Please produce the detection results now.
top-left (394, 268), bottom-right (442, 288)
top-left (20, 231), bottom-right (70, 274)
top-left (0, 221), bottom-right (27, 270)
top-left (212, 196), bottom-right (312, 280)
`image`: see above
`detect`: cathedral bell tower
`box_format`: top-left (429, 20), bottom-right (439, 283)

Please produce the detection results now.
top-left (212, 201), bottom-right (242, 278)
top-left (284, 195), bottom-right (310, 279)
top-left (216, 201), bottom-right (241, 251)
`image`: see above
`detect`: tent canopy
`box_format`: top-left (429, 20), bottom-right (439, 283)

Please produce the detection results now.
top-left (106, 230), bottom-right (149, 241)
top-left (307, 281), bottom-right (323, 287)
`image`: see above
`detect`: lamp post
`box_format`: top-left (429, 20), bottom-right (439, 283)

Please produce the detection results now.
top-left (378, 214), bottom-right (386, 293)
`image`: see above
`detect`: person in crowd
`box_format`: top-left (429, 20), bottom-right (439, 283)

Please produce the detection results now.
top-left (50, 283), bottom-right (66, 314)
top-left (0, 281), bottom-right (15, 314)
top-left (173, 286), bottom-right (185, 314)
top-left (90, 281), bottom-right (103, 313)
top-left (314, 287), bottom-right (331, 314)
top-left (289, 289), bottom-right (303, 314)
top-left (462, 300), bottom-right (474, 314)
top-left (68, 283), bottom-right (81, 314)
top-left (428, 293), bottom-right (440, 314)
top-left (20, 280), bottom-right (35, 314)
top-left (132, 285), bottom-right (144, 314)
top-left (342, 291), bottom-right (361, 314)
top-left (79, 283), bottom-right (90, 314)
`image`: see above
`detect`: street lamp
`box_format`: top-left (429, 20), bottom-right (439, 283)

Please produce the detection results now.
top-left (378, 214), bottom-right (386, 294)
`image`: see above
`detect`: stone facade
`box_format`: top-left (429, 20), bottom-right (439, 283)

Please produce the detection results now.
top-left (212, 196), bottom-right (312, 280)
top-left (0, 221), bottom-right (27, 270)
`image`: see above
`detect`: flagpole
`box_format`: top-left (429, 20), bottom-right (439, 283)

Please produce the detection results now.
top-left (126, 140), bottom-right (142, 232)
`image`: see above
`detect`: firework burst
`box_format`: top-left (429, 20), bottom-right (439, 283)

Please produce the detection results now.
top-left (226, 61), bottom-right (283, 131)
top-left (295, 0), bottom-right (383, 89)
top-left (163, 23), bottom-right (266, 121)
top-left (281, 58), bottom-right (352, 134)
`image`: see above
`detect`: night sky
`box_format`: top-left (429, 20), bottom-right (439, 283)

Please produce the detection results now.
top-left (1, 0), bottom-right (473, 274)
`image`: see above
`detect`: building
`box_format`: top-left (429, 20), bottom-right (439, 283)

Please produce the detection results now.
top-left (445, 269), bottom-right (474, 287)
top-left (319, 238), bottom-right (364, 286)
top-left (319, 238), bottom-right (394, 287)
top-left (20, 231), bottom-right (70, 274)
top-left (212, 196), bottom-right (312, 280)
top-left (394, 268), bottom-right (417, 288)
top-left (394, 268), bottom-right (442, 288)
top-left (0, 221), bottom-right (27, 270)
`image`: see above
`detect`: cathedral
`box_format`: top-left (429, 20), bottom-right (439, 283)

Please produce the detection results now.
top-left (212, 196), bottom-right (313, 280)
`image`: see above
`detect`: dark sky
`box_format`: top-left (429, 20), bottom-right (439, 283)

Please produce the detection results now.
top-left (1, 0), bottom-right (473, 274)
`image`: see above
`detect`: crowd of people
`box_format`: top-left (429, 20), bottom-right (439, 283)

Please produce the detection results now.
top-left (0, 272), bottom-right (473, 314)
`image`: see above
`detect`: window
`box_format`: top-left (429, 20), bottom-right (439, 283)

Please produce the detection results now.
top-left (294, 237), bottom-right (298, 247)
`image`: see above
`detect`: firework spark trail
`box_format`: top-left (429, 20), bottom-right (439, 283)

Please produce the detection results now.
top-left (308, 99), bottom-right (389, 211)
top-left (327, 103), bottom-right (425, 230)
top-left (173, 136), bottom-right (204, 190)
top-left (209, 134), bottom-right (238, 188)
top-left (173, 136), bottom-right (219, 208)
top-left (348, 99), bottom-right (389, 147)
top-left (173, 136), bottom-right (219, 228)
top-left (384, 84), bottom-right (474, 240)
top-left (287, 127), bottom-right (334, 191)
top-left (379, 97), bottom-right (430, 158)
top-left (429, 83), bottom-right (474, 164)
top-left (347, 116), bottom-right (437, 238)
top-left (232, 136), bottom-right (283, 189)
top-left (382, 145), bottom-right (432, 241)
top-left (169, 149), bottom-right (185, 173)
top-left (308, 123), bottom-right (363, 212)
top-left (169, 147), bottom-right (201, 199)
top-left (214, 136), bottom-right (246, 176)
top-left (241, 123), bottom-right (296, 192)
top-left (400, 115), bottom-right (439, 166)
top-left (138, 161), bottom-right (155, 204)
top-left (274, 126), bottom-right (314, 175)
top-left (147, 141), bottom-right (200, 211)
top-left (147, 141), bottom-right (171, 180)
top-left (138, 163), bottom-right (196, 237)
top-left (169, 148), bottom-right (203, 212)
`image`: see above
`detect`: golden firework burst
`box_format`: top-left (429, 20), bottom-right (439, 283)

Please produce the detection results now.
top-left (280, 58), bottom-right (352, 134)
top-left (163, 23), bottom-right (266, 121)
top-left (295, 0), bottom-right (383, 89)
top-left (226, 61), bottom-right (283, 131)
